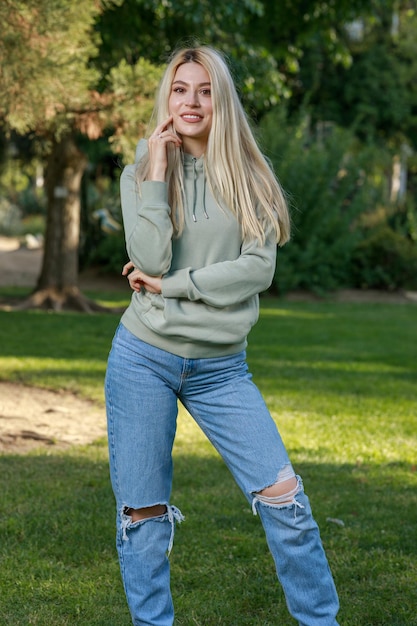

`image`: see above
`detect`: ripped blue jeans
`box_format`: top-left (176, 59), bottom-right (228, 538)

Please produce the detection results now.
top-left (105, 324), bottom-right (339, 626)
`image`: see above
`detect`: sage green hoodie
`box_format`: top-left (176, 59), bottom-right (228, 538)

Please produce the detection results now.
top-left (120, 139), bottom-right (277, 358)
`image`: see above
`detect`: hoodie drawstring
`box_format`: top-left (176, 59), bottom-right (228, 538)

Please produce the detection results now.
top-left (190, 157), bottom-right (209, 222)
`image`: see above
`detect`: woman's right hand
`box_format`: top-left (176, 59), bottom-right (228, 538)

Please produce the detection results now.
top-left (147, 115), bottom-right (182, 181)
top-left (122, 261), bottom-right (143, 293)
top-left (122, 261), bottom-right (162, 294)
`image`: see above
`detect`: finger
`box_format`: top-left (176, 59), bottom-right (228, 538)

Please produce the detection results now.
top-left (122, 260), bottom-right (134, 275)
top-left (155, 131), bottom-right (182, 147)
top-left (149, 117), bottom-right (172, 141)
top-left (127, 271), bottom-right (142, 283)
top-left (151, 117), bottom-right (181, 145)
top-left (128, 276), bottom-right (142, 289)
top-left (152, 129), bottom-right (179, 143)
top-left (157, 116), bottom-right (173, 134)
top-left (128, 280), bottom-right (142, 293)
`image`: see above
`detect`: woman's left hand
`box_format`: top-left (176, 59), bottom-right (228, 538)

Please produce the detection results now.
top-left (122, 261), bottom-right (162, 294)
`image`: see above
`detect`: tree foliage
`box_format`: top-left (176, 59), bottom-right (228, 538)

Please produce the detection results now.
top-left (0, 0), bottom-right (416, 306)
top-left (0, 0), bottom-right (105, 136)
top-left (295, 1), bottom-right (417, 149)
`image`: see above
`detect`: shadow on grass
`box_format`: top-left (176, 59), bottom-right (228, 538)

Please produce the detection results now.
top-left (0, 446), bottom-right (416, 625)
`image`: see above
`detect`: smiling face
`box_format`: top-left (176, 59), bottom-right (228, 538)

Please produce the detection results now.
top-left (168, 62), bottom-right (213, 157)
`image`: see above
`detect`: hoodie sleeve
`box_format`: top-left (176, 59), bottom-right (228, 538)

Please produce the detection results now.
top-left (120, 141), bottom-right (173, 276)
top-left (161, 232), bottom-right (277, 308)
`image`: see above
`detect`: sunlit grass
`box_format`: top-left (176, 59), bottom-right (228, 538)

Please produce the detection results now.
top-left (0, 295), bottom-right (416, 624)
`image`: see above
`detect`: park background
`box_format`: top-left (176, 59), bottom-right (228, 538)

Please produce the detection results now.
top-left (0, 1), bottom-right (416, 625)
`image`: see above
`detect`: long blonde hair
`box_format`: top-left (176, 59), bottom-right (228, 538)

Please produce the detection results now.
top-left (136, 46), bottom-right (290, 245)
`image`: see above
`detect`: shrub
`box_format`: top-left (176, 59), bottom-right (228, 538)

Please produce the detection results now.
top-left (79, 179), bottom-right (126, 274)
top-left (259, 110), bottom-right (389, 294)
top-left (87, 229), bottom-right (127, 274)
top-left (0, 197), bottom-right (21, 235)
top-left (351, 225), bottom-right (417, 290)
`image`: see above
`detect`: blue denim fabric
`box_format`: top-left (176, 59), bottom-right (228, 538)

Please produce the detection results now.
top-left (105, 323), bottom-right (339, 626)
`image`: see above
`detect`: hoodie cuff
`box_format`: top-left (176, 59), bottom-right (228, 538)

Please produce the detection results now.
top-left (161, 269), bottom-right (190, 299)
top-left (141, 180), bottom-right (169, 206)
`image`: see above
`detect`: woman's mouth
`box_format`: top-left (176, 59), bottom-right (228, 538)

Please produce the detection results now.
top-left (181, 114), bottom-right (203, 122)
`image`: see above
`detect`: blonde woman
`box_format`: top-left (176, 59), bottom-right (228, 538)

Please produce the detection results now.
top-left (105, 46), bottom-right (339, 626)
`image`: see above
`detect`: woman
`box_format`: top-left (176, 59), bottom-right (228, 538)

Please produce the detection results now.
top-left (105, 45), bottom-right (339, 626)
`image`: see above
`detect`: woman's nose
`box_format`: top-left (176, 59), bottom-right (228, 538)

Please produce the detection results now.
top-left (185, 91), bottom-right (200, 106)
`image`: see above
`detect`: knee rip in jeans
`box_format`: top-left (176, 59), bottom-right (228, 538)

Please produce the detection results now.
top-left (120, 504), bottom-right (185, 554)
top-left (251, 464), bottom-right (304, 516)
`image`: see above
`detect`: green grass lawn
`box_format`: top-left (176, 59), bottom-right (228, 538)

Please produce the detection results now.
top-left (0, 291), bottom-right (416, 625)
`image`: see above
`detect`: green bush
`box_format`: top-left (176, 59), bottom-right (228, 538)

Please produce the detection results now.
top-left (259, 110), bottom-right (388, 294)
top-left (20, 214), bottom-right (45, 236)
top-left (88, 229), bottom-right (128, 274)
top-left (0, 197), bottom-right (21, 235)
top-left (18, 185), bottom-right (46, 216)
top-left (351, 225), bottom-right (417, 290)
top-left (79, 179), bottom-right (126, 273)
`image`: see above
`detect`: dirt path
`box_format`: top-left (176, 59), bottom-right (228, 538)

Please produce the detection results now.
top-left (0, 382), bottom-right (106, 454)
top-left (0, 236), bottom-right (111, 453)
top-left (0, 235), bottom-right (43, 287)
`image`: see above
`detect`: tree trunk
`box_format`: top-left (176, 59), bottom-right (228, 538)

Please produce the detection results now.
top-left (18, 133), bottom-right (109, 312)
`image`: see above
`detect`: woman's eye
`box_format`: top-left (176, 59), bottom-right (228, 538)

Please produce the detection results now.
top-left (173, 87), bottom-right (184, 93)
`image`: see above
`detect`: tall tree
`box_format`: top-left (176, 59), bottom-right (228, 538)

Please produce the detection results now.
top-left (0, 0), bottom-right (161, 310)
